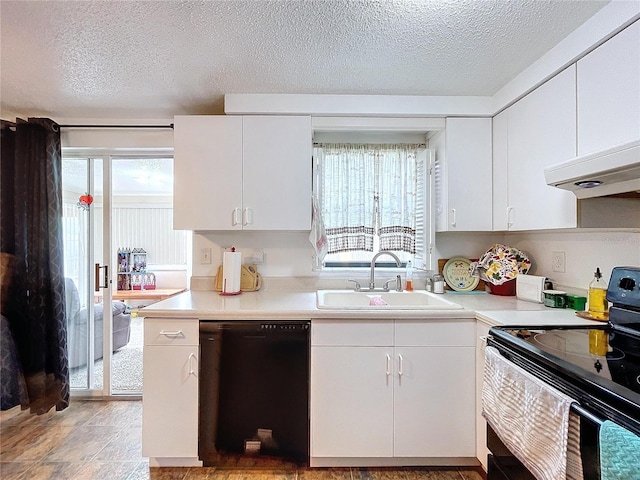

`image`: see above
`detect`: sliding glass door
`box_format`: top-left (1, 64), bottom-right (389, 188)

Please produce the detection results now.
top-left (61, 154), bottom-right (177, 396)
top-left (61, 156), bottom-right (114, 394)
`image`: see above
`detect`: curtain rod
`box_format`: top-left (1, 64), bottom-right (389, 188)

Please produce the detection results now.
top-left (59, 124), bottom-right (174, 129)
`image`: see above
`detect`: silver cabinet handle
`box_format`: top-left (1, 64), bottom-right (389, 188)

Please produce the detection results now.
top-left (159, 330), bottom-right (184, 337)
top-left (398, 354), bottom-right (404, 377)
top-left (188, 352), bottom-right (197, 376)
top-left (507, 206), bottom-right (514, 228)
top-left (232, 208), bottom-right (242, 226)
top-left (451, 208), bottom-right (457, 227)
top-left (386, 354), bottom-right (391, 377)
top-left (243, 208), bottom-right (253, 225)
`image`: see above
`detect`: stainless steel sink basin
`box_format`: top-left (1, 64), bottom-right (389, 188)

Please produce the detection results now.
top-left (316, 290), bottom-right (463, 310)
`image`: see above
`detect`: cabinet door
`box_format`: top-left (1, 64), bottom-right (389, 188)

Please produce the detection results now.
top-left (394, 346), bottom-right (475, 457)
top-left (492, 110), bottom-right (509, 231)
top-left (242, 116), bottom-right (312, 230)
top-left (440, 118), bottom-right (493, 231)
top-left (577, 21), bottom-right (640, 155)
top-left (173, 115), bottom-right (243, 230)
top-left (506, 66), bottom-right (577, 230)
top-left (310, 346), bottom-right (394, 458)
top-left (476, 322), bottom-right (491, 472)
top-left (142, 344), bottom-right (199, 458)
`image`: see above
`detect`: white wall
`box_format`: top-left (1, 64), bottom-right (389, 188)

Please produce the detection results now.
top-left (192, 231), bottom-right (316, 279)
top-left (191, 230), bottom-right (504, 277)
top-left (505, 231), bottom-right (640, 293)
top-left (191, 229), bottom-right (639, 292)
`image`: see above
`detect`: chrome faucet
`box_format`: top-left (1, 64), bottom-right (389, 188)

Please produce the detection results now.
top-left (369, 251), bottom-right (401, 290)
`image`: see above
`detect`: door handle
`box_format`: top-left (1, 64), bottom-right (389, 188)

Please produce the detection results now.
top-left (398, 354), bottom-right (404, 377)
top-left (188, 352), bottom-right (197, 376)
top-left (243, 208), bottom-right (253, 226)
top-left (386, 354), bottom-right (391, 377)
top-left (95, 263), bottom-right (109, 291)
top-left (507, 206), bottom-right (514, 229)
top-left (451, 208), bottom-right (456, 227)
top-left (159, 330), bottom-right (184, 337)
top-left (232, 208), bottom-right (242, 226)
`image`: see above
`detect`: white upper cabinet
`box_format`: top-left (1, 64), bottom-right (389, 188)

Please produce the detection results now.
top-left (173, 115), bottom-right (312, 231)
top-left (242, 116), bottom-right (312, 230)
top-left (577, 20), bottom-right (640, 155)
top-left (435, 118), bottom-right (493, 232)
top-left (492, 110), bottom-right (509, 231)
top-left (493, 66), bottom-right (578, 231)
top-left (174, 115), bottom-right (243, 231)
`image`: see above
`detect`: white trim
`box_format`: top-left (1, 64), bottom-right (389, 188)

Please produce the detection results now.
top-left (312, 116), bottom-right (446, 133)
top-left (225, 94), bottom-right (493, 117)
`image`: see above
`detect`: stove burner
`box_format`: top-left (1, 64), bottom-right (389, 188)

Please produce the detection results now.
top-left (533, 332), bottom-right (625, 360)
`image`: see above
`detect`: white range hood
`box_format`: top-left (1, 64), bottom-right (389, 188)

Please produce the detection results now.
top-left (544, 139), bottom-right (640, 198)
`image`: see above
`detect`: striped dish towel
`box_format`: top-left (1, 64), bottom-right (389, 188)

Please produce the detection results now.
top-left (483, 346), bottom-right (576, 480)
top-left (567, 412), bottom-right (584, 480)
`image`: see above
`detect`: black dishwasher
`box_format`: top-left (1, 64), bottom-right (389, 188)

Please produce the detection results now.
top-left (199, 321), bottom-right (310, 466)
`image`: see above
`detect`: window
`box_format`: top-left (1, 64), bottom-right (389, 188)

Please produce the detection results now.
top-left (313, 143), bottom-right (434, 269)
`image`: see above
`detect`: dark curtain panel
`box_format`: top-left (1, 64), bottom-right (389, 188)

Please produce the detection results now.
top-left (0, 118), bottom-right (69, 414)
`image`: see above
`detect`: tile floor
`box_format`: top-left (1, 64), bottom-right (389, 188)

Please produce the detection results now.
top-left (0, 400), bottom-right (485, 480)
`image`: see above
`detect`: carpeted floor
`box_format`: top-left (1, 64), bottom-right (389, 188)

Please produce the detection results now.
top-left (69, 316), bottom-right (143, 393)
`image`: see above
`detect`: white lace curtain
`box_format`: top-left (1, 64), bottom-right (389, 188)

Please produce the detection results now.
top-left (316, 143), bottom-right (418, 254)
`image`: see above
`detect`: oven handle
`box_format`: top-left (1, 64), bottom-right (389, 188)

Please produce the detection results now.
top-left (571, 403), bottom-right (604, 426)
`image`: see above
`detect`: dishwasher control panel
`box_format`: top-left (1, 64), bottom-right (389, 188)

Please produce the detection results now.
top-left (260, 323), bottom-right (310, 331)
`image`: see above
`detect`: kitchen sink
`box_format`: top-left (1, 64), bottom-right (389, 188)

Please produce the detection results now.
top-left (316, 290), bottom-right (463, 310)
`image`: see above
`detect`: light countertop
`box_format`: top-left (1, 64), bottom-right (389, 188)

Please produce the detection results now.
top-left (139, 281), bottom-right (602, 327)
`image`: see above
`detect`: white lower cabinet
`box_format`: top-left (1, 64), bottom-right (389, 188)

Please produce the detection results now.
top-left (142, 318), bottom-right (200, 465)
top-left (394, 345), bottom-right (475, 457)
top-left (310, 319), bottom-right (476, 465)
top-left (311, 346), bottom-right (394, 457)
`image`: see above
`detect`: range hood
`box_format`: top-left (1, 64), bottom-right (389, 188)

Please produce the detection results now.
top-left (544, 139), bottom-right (640, 199)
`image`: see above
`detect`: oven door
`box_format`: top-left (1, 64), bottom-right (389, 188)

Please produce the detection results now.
top-left (487, 413), bottom-right (601, 480)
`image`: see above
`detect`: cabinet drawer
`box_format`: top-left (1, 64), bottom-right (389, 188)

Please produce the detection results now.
top-left (144, 318), bottom-right (199, 346)
top-left (395, 319), bottom-right (475, 346)
top-left (311, 319), bottom-right (394, 346)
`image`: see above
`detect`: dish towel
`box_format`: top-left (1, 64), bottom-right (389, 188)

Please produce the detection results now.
top-left (309, 195), bottom-right (328, 263)
top-left (599, 420), bottom-right (640, 480)
top-left (566, 411), bottom-right (584, 480)
top-left (483, 346), bottom-right (576, 480)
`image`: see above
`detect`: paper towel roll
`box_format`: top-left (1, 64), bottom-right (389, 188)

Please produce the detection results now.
top-left (222, 249), bottom-right (242, 294)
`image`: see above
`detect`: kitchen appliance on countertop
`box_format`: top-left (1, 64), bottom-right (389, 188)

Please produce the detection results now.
top-left (486, 266), bottom-right (640, 480)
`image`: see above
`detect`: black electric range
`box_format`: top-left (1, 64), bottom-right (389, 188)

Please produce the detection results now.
top-left (486, 266), bottom-right (640, 480)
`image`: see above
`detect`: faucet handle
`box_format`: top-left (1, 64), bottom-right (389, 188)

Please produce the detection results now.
top-left (382, 278), bottom-right (397, 292)
top-left (396, 274), bottom-right (402, 292)
top-left (347, 279), bottom-right (362, 292)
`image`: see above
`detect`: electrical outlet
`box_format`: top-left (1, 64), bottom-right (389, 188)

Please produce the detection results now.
top-left (247, 249), bottom-right (265, 265)
top-left (200, 248), bottom-right (212, 264)
top-left (552, 251), bottom-right (566, 273)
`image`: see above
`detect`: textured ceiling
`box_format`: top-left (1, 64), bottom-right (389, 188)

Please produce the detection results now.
top-left (1, 0), bottom-right (610, 120)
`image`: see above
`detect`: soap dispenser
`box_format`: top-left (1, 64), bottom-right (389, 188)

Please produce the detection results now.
top-left (588, 267), bottom-right (609, 320)
top-left (405, 260), bottom-right (413, 291)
